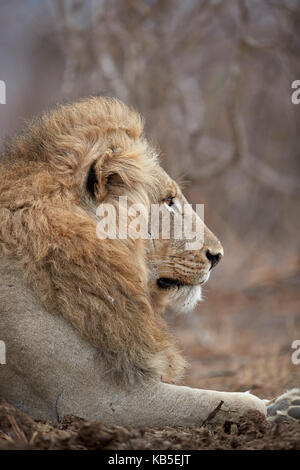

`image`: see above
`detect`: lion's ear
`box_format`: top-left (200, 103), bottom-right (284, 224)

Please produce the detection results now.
top-left (86, 150), bottom-right (113, 199)
top-left (86, 155), bottom-right (122, 200)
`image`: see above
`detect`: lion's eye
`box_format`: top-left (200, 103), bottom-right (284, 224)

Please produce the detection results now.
top-left (165, 196), bottom-right (175, 207)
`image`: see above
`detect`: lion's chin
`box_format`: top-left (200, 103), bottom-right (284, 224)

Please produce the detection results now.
top-left (169, 284), bottom-right (202, 313)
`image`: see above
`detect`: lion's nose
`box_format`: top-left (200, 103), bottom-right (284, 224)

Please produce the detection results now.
top-left (206, 249), bottom-right (222, 269)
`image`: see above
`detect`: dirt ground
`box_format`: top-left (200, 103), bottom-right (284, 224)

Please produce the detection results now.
top-left (0, 401), bottom-right (300, 450)
top-left (0, 270), bottom-right (299, 450)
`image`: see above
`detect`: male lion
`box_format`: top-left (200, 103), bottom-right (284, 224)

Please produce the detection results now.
top-left (0, 97), bottom-right (268, 425)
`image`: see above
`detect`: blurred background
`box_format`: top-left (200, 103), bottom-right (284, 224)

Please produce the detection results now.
top-left (0, 0), bottom-right (299, 396)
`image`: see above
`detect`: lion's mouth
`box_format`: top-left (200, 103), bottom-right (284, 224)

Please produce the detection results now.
top-left (157, 278), bottom-right (184, 289)
top-left (157, 272), bottom-right (210, 290)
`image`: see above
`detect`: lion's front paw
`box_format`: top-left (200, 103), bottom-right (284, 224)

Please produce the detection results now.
top-left (267, 388), bottom-right (300, 423)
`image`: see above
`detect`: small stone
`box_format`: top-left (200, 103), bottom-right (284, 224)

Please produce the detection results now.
top-left (267, 399), bottom-right (290, 417)
top-left (287, 407), bottom-right (300, 420)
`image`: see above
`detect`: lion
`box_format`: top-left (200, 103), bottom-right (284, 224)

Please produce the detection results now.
top-left (0, 96), bottom-right (268, 426)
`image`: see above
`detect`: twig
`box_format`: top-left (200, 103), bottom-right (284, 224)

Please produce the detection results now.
top-left (7, 414), bottom-right (28, 443)
top-left (201, 400), bottom-right (224, 426)
top-left (0, 431), bottom-right (15, 443)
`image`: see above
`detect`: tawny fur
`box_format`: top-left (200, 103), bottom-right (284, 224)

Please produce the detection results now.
top-left (0, 98), bottom-right (180, 384)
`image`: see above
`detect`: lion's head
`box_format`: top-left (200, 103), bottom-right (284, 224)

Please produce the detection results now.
top-left (0, 97), bottom-right (223, 383)
top-left (144, 167), bottom-right (223, 314)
